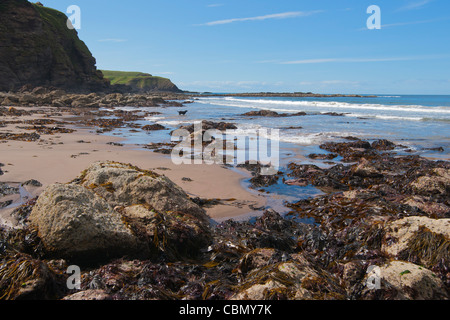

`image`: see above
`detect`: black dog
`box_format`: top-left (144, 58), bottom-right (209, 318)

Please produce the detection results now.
top-left (178, 110), bottom-right (188, 116)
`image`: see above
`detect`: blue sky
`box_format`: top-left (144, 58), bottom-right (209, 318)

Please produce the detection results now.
top-left (43, 0), bottom-right (450, 94)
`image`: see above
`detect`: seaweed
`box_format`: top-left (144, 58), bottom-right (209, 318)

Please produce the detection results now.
top-left (399, 226), bottom-right (450, 273)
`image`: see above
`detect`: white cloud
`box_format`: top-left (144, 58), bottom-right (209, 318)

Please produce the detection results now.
top-left (98, 39), bottom-right (127, 43)
top-left (198, 11), bottom-right (321, 26)
top-left (397, 0), bottom-right (433, 11)
top-left (357, 16), bottom-right (449, 31)
top-left (280, 55), bottom-right (447, 65)
top-left (382, 17), bottom-right (449, 28)
top-left (299, 80), bottom-right (362, 87)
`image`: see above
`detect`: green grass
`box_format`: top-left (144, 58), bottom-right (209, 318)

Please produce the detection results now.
top-left (101, 70), bottom-right (180, 91)
top-left (101, 71), bottom-right (153, 85)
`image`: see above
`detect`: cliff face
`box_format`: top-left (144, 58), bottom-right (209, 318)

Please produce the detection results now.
top-left (0, 0), bottom-right (108, 92)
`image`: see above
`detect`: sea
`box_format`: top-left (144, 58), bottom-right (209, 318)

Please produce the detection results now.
top-left (103, 94), bottom-right (450, 218)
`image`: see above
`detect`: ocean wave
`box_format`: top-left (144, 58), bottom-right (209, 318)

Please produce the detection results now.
top-left (197, 97), bottom-right (450, 115)
top-left (230, 124), bottom-right (363, 146)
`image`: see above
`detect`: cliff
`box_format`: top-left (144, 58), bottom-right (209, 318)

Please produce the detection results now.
top-left (0, 0), bottom-right (108, 92)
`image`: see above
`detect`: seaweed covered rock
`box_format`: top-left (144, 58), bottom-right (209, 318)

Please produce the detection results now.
top-left (242, 110), bottom-right (307, 117)
top-left (288, 140), bottom-right (450, 203)
top-left (382, 217), bottom-right (450, 273)
top-left (410, 168), bottom-right (450, 198)
top-left (237, 161), bottom-right (282, 188)
top-left (78, 161), bottom-right (208, 223)
top-left (178, 120), bottom-right (238, 134)
top-left (62, 289), bottom-right (111, 301)
top-left (0, 253), bottom-right (67, 300)
top-left (142, 124), bottom-right (166, 131)
top-left (232, 257), bottom-right (345, 300)
top-left (27, 162), bottom-right (212, 265)
top-left (359, 261), bottom-right (448, 300)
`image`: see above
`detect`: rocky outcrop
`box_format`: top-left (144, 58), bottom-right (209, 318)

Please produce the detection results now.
top-left (0, 0), bottom-right (108, 92)
top-left (360, 261), bottom-right (448, 300)
top-left (382, 217), bottom-right (450, 269)
top-left (177, 120), bottom-right (238, 134)
top-left (27, 161), bottom-right (212, 264)
top-left (0, 89), bottom-right (189, 108)
top-left (242, 110), bottom-right (307, 117)
top-left (232, 255), bottom-right (345, 300)
top-left (78, 162), bottom-right (207, 222)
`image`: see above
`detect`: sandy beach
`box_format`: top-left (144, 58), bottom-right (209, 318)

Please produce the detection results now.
top-left (0, 106), bottom-right (266, 227)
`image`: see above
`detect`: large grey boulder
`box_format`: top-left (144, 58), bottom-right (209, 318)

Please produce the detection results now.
top-left (28, 162), bottom-right (212, 264)
top-left (28, 183), bottom-right (145, 263)
top-left (79, 161), bottom-right (208, 223)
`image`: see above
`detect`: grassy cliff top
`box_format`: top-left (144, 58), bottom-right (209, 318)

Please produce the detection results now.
top-left (101, 70), bottom-right (181, 92)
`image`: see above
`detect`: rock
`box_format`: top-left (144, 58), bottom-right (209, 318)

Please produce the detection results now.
top-left (0, 1), bottom-right (107, 92)
top-left (382, 216), bottom-right (450, 257)
top-left (359, 261), bottom-right (448, 300)
top-left (0, 253), bottom-right (66, 300)
top-left (1, 97), bottom-right (17, 106)
top-left (242, 110), bottom-right (306, 117)
top-left (319, 140), bottom-right (376, 162)
top-left (79, 162), bottom-right (207, 222)
top-left (342, 261), bottom-right (365, 289)
top-left (238, 248), bottom-right (277, 274)
top-left (284, 178), bottom-right (309, 187)
top-left (142, 124), bottom-right (166, 131)
top-left (48, 90), bottom-right (67, 99)
top-left (372, 139), bottom-right (396, 151)
top-left (31, 86), bottom-right (47, 95)
top-left (308, 153), bottom-right (338, 160)
top-left (410, 168), bottom-right (450, 197)
top-left (242, 110), bottom-right (280, 117)
top-left (322, 112), bottom-right (345, 117)
top-left (352, 158), bottom-right (382, 178)
top-left (28, 162), bottom-right (212, 264)
top-left (232, 259), bottom-right (345, 300)
top-left (22, 179), bottom-right (42, 187)
top-left (62, 289), bottom-right (111, 300)
top-left (18, 94), bottom-right (38, 104)
top-left (178, 120), bottom-right (237, 134)
top-left (423, 147), bottom-right (444, 152)
top-left (402, 196), bottom-right (450, 218)
top-left (28, 183), bottom-right (145, 263)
